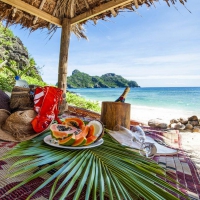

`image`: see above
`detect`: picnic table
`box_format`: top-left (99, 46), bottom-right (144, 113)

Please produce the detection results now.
top-left (0, 107), bottom-right (200, 200)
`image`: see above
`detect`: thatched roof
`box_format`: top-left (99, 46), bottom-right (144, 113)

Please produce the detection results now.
top-left (0, 0), bottom-right (187, 38)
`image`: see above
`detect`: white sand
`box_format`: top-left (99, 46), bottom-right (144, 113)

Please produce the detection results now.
top-left (128, 105), bottom-right (200, 170)
top-left (97, 100), bottom-right (197, 126)
top-left (130, 105), bottom-right (196, 125)
top-left (180, 131), bottom-right (200, 170)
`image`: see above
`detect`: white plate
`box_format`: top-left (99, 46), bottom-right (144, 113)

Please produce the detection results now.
top-left (43, 135), bottom-right (104, 149)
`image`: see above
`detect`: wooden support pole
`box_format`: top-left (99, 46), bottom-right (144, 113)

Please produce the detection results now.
top-left (58, 18), bottom-right (70, 113)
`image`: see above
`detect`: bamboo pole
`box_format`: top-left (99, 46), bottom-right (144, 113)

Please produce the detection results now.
top-left (58, 18), bottom-right (70, 114)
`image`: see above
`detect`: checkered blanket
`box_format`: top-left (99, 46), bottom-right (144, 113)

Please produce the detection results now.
top-left (142, 126), bottom-right (200, 200)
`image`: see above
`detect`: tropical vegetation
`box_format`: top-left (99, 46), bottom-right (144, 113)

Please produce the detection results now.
top-left (67, 91), bottom-right (100, 112)
top-left (0, 60), bottom-right (47, 92)
top-left (0, 22), bottom-right (42, 79)
top-left (0, 22), bottom-right (45, 91)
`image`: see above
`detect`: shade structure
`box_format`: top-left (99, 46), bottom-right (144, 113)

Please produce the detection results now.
top-left (0, 0), bottom-right (187, 36)
top-left (0, 0), bottom-right (187, 111)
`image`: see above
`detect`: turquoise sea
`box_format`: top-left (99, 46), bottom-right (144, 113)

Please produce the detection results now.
top-left (68, 87), bottom-right (200, 116)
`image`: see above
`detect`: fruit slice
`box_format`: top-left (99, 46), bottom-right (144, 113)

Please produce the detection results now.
top-left (71, 137), bottom-right (87, 146)
top-left (59, 134), bottom-right (76, 146)
top-left (87, 120), bottom-right (104, 140)
top-left (50, 124), bottom-right (77, 139)
top-left (75, 125), bottom-right (89, 140)
top-left (63, 117), bottom-right (85, 130)
top-left (84, 135), bottom-right (97, 146)
top-left (87, 124), bottom-right (95, 137)
top-left (71, 125), bottom-right (89, 146)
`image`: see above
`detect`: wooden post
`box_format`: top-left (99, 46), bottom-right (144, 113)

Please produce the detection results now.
top-left (100, 101), bottom-right (131, 130)
top-left (58, 18), bottom-right (70, 114)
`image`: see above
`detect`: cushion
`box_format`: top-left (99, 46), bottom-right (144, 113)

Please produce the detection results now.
top-left (0, 89), bottom-right (11, 112)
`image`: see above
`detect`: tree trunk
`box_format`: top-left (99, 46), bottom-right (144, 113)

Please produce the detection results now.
top-left (58, 18), bottom-right (70, 114)
top-left (100, 101), bottom-right (131, 130)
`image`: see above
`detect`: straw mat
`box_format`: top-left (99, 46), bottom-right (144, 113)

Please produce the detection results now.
top-left (0, 107), bottom-right (200, 200)
top-left (143, 126), bottom-right (200, 200)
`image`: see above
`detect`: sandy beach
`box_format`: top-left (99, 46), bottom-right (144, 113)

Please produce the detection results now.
top-left (128, 105), bottom-right (200, 170)
top-left (180, 132), bottom-right (200, 170)
top-left (130, 105), bottom-right (196, 126)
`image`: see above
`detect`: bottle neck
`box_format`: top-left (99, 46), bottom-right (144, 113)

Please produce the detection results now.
top-left (120, 87), bottom-right (130, 99)
top-left (115, 87), bottom-right (130, 102)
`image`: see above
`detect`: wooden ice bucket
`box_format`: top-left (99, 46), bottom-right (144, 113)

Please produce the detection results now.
top-left (100, 101), bottom-right (131, 130)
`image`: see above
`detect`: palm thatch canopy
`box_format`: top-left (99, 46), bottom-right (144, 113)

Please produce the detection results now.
top-left (0, 0), bottom-right (187, 38)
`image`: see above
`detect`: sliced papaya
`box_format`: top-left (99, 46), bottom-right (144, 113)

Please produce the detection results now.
top-left (71, 137), bottom-right (87, 146)
top-left (50, 124), bottom-right (77, 139)
top-left (59, 134), bottom-right (76, 146)
top-left (70, 125), bottom-right (89, 146)
top-left (63, 117), bottom-right (85, 130)
top-left (84, 135), bottom-right (97, 146)
top-left (75, 125), bottom-right (89, 140)
top-left (87, 124), bottom-right (95, 137)
top-left (87, 120), bottom-right (104, 141)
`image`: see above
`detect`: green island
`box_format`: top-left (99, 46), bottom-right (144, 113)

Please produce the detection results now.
top-left (67, 69), bottom-right (140, 88)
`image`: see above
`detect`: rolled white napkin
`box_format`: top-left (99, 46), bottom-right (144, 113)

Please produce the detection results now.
top-left (108, 125), bottom-right (178, 157)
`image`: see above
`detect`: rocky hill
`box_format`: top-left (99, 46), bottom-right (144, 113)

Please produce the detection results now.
top-left (67, 70), bottom-right (140, 88)
top-left (0, 22), bottom-right (42, 80)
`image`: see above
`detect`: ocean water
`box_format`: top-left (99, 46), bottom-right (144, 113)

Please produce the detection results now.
top-left (68, 87), bottom-right (200, 116)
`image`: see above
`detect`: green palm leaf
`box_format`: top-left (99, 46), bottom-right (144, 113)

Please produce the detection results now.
top-left (85, 158), bottom-right (96, 200)
top-left (2, 132), bottom-right (189, 200)
top-left (73, 154), bottom-right (94, 200)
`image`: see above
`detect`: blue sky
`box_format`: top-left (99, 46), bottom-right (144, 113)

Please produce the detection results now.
top-left (9, 0), bottom-right (200, 87)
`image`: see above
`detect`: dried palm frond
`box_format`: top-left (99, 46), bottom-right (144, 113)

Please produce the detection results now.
top-left (0, 0), bottom-right (188, 39)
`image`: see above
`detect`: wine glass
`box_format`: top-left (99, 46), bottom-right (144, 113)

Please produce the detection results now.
top-left (131, 125), bottom-right (157, 158)
top-left (113, 125), bottom-right (157, 158)
top-left (131, 125), bottom-right (146, 144)
top-left (139, 142), bottom-right (157, 158)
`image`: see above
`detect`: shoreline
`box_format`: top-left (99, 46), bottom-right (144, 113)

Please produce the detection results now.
top-left (129, 105), bottom-right (197, 125)
top-left (96, 100), bottom-right (198, 126)
top-left (68, 88), bottom-right (200, 125)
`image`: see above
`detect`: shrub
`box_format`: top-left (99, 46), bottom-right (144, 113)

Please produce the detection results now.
top-left (22, 75), bottom-right (47, 87)
top-left (0, 69), bottom-right (47, 92)
top-left (66, 92), bottom-right (101, 113)
top-left (0, 73), bottom-right (15, 91)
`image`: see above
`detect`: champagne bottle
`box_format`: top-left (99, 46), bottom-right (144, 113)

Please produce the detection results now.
top-left (115, 87), bottom-right (130, 102)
